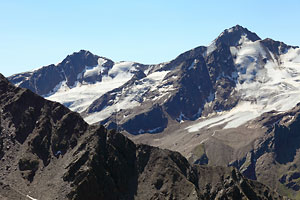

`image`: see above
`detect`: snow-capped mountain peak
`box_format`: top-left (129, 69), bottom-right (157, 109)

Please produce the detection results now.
top-left (8, 26), bottom-right (300, 136)
top-left (188, 34), bottom-right (300, 132)
top-left (46, 60), bottom-right (147, 113)
top-left (215, 25), bottom-right (261, 47)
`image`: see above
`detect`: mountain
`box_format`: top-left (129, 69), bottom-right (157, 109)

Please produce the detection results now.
top-left (8, 25), bottom-right (300, 198)
top-left (0, 73), bottom-right (285, 199)
top-left (9, 50), bottom-right (150, 114)
top-left (9, 25), bottom-right (300, 133)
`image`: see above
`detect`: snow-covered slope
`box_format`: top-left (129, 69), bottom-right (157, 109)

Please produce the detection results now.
top-left (46, 61), bottom-right (139, 113)
top-left (84, 70), bottom-right (171, 124)
top-left (188, 34), bottom-right (300, 132)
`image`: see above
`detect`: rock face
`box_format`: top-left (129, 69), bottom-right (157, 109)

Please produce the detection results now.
top-left (9, 50), bottom-right (105, 96)
top-left (227, 105), bottom-right (300, 198)
top-left (0, 74), bottom-right (285, 199)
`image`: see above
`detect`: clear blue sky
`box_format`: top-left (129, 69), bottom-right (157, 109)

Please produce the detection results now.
top-left (0, 0), bottom-right (299, 76)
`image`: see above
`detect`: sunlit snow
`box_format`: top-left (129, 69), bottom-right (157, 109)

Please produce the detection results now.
top-left (46, 61), bottom-right (136, 113)
top-left (82, 58), bottom-right (107, 79)
top-left (84, 70), bottom-right (170, 124)
top-left (188, 38), bottom-right (300, 132)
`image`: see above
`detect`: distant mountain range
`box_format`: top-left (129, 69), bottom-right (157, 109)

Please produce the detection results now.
top-left (8, 25), bottom-right (300, 198)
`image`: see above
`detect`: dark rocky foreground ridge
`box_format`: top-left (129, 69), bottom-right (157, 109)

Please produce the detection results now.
top-left (0, 73), bottom-right (286, 199)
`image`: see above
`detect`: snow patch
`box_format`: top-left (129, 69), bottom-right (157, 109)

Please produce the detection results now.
top-left (108, 61), bottom-right (136, 78)
top-left (82, 58), bottom-right (107, 80)
top-left (98, 57), bottom-right (107, 66)
top-left (84, 70), bottom-right (170, 124)
top-left (46, 62), bottom-right (136, 113)
top-left (148, 127), bottom-right (163, 133)
top-left (177, 112), bottom-right (186, 123)
top-left (83, 65), bottom-right (101, 79)
top-left (206, 41), bottom-right (216, 56)
top-left (26, 195), bottom-right (38, 200)
top-left (187, 102), bottom-right (261, 132)
top-left (188, 59), bottom-right (198, 70)
top-left (136, 127), bottom-right (163, 134)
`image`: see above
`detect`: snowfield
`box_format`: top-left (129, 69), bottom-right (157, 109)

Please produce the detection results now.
top-left (84, 70), bottom-right (171, 124)
top-left (46, 61), bottom-right (137, 113)
top-left (45, 58), bottom-right (172, 124)
top-left (188, 36), bottom-right (300, 132)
